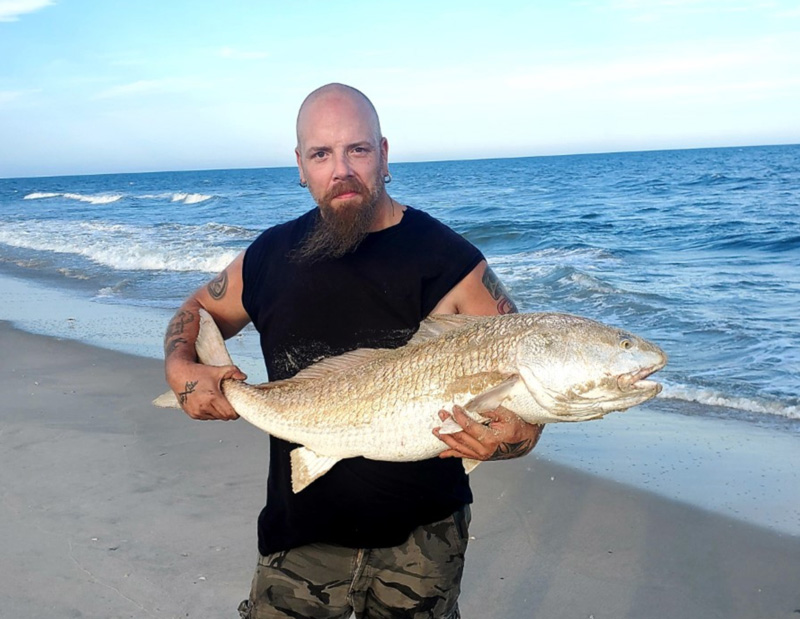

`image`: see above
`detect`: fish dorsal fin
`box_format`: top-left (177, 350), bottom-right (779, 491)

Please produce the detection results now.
top-left (290, 348), bottom-right (390, 382)
top-left (408, 314), bottom-right (487, 346)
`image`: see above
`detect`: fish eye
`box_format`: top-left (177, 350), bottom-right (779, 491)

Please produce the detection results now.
top-left (620, 338), bottom-right (633, 350)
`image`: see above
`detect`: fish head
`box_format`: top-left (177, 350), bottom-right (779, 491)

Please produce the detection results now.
top-left (514, 314), bottom-right (667, 421)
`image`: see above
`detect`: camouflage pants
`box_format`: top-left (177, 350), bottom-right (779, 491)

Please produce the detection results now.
top-left (238, 505), bottom-right (471, 619)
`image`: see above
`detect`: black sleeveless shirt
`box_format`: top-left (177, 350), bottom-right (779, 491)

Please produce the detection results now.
top-left (242, 206), bottom-right (483, 554)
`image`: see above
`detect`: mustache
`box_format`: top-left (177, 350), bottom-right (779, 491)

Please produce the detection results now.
top-left (321, 179), bottom-right (369, 203)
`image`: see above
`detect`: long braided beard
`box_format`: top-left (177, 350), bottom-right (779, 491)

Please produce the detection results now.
top-left (292, 177), bottom-right (382, 263)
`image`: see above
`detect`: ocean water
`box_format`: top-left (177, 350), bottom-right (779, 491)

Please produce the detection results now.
top-left (2, 145), bottom-right (798, 430)
top-left (3, 144), bottom-right (800, 534)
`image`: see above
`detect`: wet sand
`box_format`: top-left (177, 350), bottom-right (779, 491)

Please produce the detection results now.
top-left (1, 321), bottom-right (798, 618)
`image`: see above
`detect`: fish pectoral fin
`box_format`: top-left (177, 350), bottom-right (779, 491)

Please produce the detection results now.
top-left (152, 391), bottom-right (180, 408)
top-left (464, 375), bottom-right (522, 414)
top-left (438, 416), bottom-right (465, 434)
top-left (290, 447), bottom-right (341, 493)
top-left (462, 458), bottom-right (482, 474)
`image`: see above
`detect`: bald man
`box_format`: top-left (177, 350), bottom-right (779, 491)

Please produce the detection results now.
top-left (164, 83), bottom-right (543, 619)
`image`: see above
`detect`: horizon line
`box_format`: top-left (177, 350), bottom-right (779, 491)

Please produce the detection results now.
top-left (3, 141), bottom-right (799, 181)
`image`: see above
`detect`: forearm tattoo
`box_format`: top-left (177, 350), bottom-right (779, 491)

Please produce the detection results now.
top-left (178, 381), bottom-right (198, 405)
top-left (164, 337), bottom-right (187, 357)
top-left (482, 267), bottom-right (518, 314)
top-left (164, 310), bottom-right (195, 357)
top-left (489, 438), bottom-right (537, 461)
top-left (207, 270), bottom-right (228, 300)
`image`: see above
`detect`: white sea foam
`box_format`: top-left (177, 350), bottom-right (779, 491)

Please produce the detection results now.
top-left (23, 192), bottom-right (60, 200)
top-left (490, 247), bottom-right (619, 270)
top-left (23, 192), bottom-right (123, 205)
top-left (488, 248), bottom-right (622, 295)
top-left (661, 382), bottom-right (799, 421)
top-left (565, 271), bottom-right (619, 294)
top-left (95, 280), bottom-right (130, 298)
top-left (23, 191), bottom-right (214, 205)
top-left (170, 192), bottom-right (213, 204)
top-left (0, 220), bottom-right (240, 273)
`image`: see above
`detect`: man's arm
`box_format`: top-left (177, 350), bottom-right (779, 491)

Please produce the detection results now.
top-left (432, 260), bottom-right (544, 460)
top-left (164, 252), bottom-right (252, 421)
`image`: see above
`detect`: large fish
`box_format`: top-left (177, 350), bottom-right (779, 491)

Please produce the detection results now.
top-left (155, 309), bottom-right (666, 492)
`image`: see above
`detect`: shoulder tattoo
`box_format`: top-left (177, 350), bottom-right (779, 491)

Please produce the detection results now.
top-left (207, 270), bottom-right (228, 300)
top-left (482, 267), bottom-right (518, 314)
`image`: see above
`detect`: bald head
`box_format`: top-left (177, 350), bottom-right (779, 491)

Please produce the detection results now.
top-left (296, 83), bottom-right (382, 150)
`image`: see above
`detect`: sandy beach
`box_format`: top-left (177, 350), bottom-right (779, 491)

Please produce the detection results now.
top-left (2, 321), bottom-right (799, 619)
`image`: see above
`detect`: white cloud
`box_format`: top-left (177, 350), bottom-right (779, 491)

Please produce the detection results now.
top-left (94, 78), bottom-right (199, 99)
top-left (600, 0), bottom-right (789, 21)
top-left (0, 0), bottom-right (54, 22)
top-left (620, 77), bottom-right (800, 101)
top-left (505, 51), bottom-right (753, 92)
top-left (0, 90), bottom-right (22, 103)
top-left (0, 89), bottom-right (39, 104)
top-left (219, 46), bottom-right (269, 60)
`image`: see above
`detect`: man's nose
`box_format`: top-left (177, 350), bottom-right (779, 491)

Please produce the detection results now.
top-left (332, 153), bottom-right (354, 180)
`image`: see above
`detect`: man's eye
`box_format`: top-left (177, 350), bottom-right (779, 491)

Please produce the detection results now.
top-left (312, 151), bottom-right (326, 159)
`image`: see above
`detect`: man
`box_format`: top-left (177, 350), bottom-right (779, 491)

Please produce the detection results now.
top-left (164, 83), bottom-right (543, 619)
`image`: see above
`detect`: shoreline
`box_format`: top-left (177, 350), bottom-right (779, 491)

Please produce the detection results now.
top-left (2, 321), bottom-right (798, 618)
top-left (1, 269), bottom-right (799, 537)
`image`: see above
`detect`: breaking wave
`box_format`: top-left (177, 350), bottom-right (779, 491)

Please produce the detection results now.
top-left (24, 192), bottom-right (123, 205)
top-left (23, 191), bottom-right (214, 205)
top-left (0, 220), bottom-right (246, 273)
top-left (661, 382), bottom-right (800, 421)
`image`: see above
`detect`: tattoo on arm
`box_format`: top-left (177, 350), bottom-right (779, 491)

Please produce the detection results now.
top-left (482, 267), bottom-right (518, 314)
top-left (207, 270), bottom-right (228, 300)
top-left (165, 310), bottom-right (194, 338)
top-left (164, 310), bottom-right (196, 357)
top-left (489, 438), bottom-right (537, 461)
top-left (178, 380), bottom-right (198, 405)
top-left (164, 337), bottom-right (187, 357)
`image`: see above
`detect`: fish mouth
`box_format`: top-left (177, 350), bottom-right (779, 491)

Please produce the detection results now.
top-left (617, 363), bottom-right (665, 395)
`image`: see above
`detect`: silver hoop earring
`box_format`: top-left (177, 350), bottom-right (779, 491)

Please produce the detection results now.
top-left (383, 173), bottom-right (392, 184)
top-left (299, 180), bottom-right (308, 188)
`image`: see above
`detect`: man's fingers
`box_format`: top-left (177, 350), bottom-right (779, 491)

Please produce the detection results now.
top-left (451, 406), bottom-right (496, 440)
top-left (174, 365), bottom-right (244, 421)
top-left (220, 365), bottom-right (247, 382)
top-left (439, 448), bottom-right (483, 460)
top-left (436, 434), bottom-right (485, 460)
top-left (212, 399), bottom-right (240, 421)
top-left (434, 410), bottom-right (493, 459)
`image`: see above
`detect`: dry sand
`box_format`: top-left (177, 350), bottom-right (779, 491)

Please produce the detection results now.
top-left (1, 321), bottom-right (798, 619)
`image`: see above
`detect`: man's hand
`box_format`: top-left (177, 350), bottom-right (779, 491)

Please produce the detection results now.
top-left (166, 358), bottom-right (246, 421)
top-left (433, 405), bottom-right (544, 461)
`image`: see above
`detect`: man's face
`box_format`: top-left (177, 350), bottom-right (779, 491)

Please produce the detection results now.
top-left (295, 93), bottom-right (388, 224)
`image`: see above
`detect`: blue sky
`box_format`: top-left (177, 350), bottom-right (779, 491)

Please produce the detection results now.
top-left (1, 0), bottom-right (799, 178)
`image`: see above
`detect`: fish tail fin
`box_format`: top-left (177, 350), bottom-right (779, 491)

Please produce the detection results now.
top-left (152, 390), bottom-right (180, 408)
top-left (152, 309), bottom-right (234, 409)
top-left (196, 308), bottom-right (235, 367)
